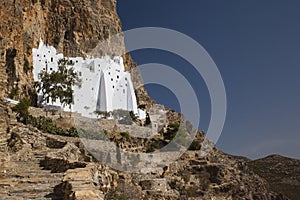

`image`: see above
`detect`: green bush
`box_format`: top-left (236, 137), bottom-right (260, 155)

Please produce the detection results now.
top-left (27, 115), bottom-right (79, 137)
top-left (188, 140), bottom-right (201, 150)
top-left (163, 123), bottom-right (180, 140)
top-left (120, 132), bottom-right (130, 139)
top-left (12, 98), bottom-right (31, 123)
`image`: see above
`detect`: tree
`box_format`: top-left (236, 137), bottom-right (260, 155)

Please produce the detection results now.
top-left (12, 98), bottom-right (31, 123)
top-left (35, 58), bottom-right (81, 112)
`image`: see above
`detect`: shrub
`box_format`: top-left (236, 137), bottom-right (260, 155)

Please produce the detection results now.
top-left (129, 111), bottom-right (138, 122)
top-left (27, 115), bottom-right (79, 137)
top-left (120, 132), bottom-right (130, 139)
top-left (12, 98), bottom-right (31, 123)
top-left (188, 140), bottom-right (201, 150)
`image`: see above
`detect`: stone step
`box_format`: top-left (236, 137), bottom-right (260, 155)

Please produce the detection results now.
top-left (0, 191), bottom-right (62, 200)
top-left (14, 172), bottom-right (63, 179)
top-left (18, 177), bottom-right (62, 185)
top-left (6, 183), bottom-right (58, 193)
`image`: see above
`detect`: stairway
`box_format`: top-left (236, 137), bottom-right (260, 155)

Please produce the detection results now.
top-left (0, 148), bottom-right (65, 199)
top-left (0, 102), bottom-right (65, 199)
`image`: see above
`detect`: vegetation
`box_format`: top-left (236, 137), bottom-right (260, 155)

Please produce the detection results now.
top-left (188, 140), bottom-right (202, 150)
top-left (94, 110), bottom-right (111, 118)
top-left (34, 58), bottom-right (81, 111)
top-left (12, 98), bottom-right (31, 123)
top-left (120, 132), bottom-right (130, 139)
top-left (27, 115), bottom-right (79, 137)
top-left (8, 87), bottom-right (19, 100)
top-left (129, 111), bottom-right (138, 122)
top-left (162, 123), bottom-right (192, 147)
top-left (146, 142), bottom-right (160, 153)
top-left (12, 99), bottom-right (79, 137)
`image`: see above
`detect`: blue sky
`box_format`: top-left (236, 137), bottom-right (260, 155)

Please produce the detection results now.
top-left (117, 0), bottom-right (300, 159)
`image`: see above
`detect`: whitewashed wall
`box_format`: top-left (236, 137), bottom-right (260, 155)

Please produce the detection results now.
top-left (32, 40), bottom-right (145, 119)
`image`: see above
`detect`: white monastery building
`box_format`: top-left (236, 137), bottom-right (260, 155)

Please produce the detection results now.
top-left (33, 39), bottom-right (146, 119)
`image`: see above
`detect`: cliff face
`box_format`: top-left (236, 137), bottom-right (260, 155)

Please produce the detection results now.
top-left (0, 0), bottom-right (146, 103)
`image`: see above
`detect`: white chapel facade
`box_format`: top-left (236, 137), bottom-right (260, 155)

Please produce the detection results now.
top-left (32, 39), bottom-right (146, 119)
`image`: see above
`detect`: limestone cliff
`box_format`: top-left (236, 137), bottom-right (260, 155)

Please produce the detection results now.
top-left (0, 0), bottom-right (152, 105)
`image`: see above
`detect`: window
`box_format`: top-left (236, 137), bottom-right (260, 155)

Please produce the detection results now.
top-left (44, 55), bottom-right (46, 57)
top-left (79, 72), bottom-right (82, 76)
top-left (123, 89), bottom-right (125, 94)
top-left (117, 75), bottom-right (119, 79)
top-left (50, 68), bottom-right (53, 71)
top-left (125, 77), bottom-right (127, 81)
top-left (92, 88), bottom-right (94, 91)
top-left (113, 86), bottom-right (115, 88)
top-left (111, 78), bottom-right (113, 81)
top-left (51, 57), bottom-right (53, 62)
top-left (108, 72), bottom-right (111, 75)
top-left (37, 54), bottom-right (39, 57)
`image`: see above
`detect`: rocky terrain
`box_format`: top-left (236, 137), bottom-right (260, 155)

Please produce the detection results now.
top-left (0, 100), bottom-right (288, 200)
top-left (248, 155), bottom-right (300, 200)
top-left (0, 0), bottom-right (298, 199)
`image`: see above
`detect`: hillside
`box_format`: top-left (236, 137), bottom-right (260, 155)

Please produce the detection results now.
top-left (248, 155), bottom-right (300, 200)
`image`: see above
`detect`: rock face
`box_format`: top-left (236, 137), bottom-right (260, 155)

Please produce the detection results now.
top-left (0, 0), bottom-right (149, 104)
